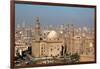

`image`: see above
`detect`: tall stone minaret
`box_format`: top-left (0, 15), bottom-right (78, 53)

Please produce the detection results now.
top-left (35, 17), bottom-right (40, 35)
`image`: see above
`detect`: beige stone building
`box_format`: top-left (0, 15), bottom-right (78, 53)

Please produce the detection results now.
top-left (32, 30), bottom-right (65, 58)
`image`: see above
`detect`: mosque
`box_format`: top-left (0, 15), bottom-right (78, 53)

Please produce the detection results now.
top-left (32, 17), bottom-right (66, 58)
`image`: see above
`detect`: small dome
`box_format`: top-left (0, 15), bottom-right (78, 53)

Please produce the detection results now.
top-left (47, 30), bottom-right (58, 39)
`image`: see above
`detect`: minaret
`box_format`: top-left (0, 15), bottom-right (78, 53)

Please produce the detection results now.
top-left (35, 17), bottom-right (40, 35)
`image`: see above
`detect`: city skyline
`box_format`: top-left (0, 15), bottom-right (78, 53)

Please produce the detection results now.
top-left (14, 16), bottom-right (95, 66)
top-left (14, 3), bottom-right (95, 67)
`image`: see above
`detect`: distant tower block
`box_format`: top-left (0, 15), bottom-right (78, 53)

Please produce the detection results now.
top-left (35, 17), bottom-right (40, 34)
top-left (17, 24), bottom-right (20, 29)
top-left (22, 21), bottom-right (25, 28)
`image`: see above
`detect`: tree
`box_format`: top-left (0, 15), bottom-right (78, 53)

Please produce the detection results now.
top-left (70, 53), bottom-right (80, 63)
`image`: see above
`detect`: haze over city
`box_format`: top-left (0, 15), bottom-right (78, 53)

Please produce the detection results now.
top-left (15, 4), bottom-right (95, 28)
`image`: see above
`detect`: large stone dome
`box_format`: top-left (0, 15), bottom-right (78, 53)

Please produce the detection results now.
top-left (47, 30), bottom-right (58, 39)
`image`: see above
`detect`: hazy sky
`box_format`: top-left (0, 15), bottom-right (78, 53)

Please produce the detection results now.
top-left (15, 4), bottom-right (95, 28)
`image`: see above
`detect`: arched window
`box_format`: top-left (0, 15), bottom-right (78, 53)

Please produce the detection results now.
top-left (40, 38), bottom-right (43, 40)
top-left (50, 48), bottom-right (53, 51)
top-left (61, 46), bottom-right (64, 56)
top-left (51, 54), bottom-right (53, 57)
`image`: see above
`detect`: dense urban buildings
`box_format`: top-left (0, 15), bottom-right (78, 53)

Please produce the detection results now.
top-left (15, 17), bottom-right (95, 66)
